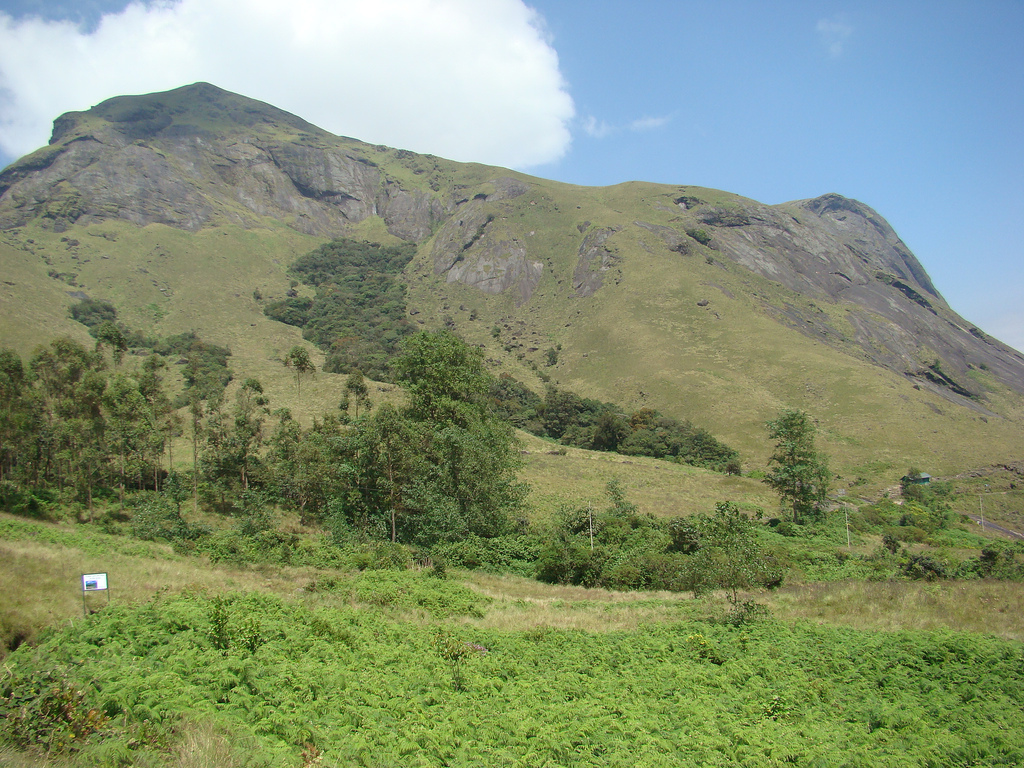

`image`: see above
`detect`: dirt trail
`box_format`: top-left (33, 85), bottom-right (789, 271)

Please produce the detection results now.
top-left (964, 515), bottom-right (1024, 541)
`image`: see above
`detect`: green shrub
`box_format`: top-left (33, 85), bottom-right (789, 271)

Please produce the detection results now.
top-left (0, 481), bottom-right (55, 519)
top-left (129, 494), bottom-right (194, 544)
top-left (685, 633), bottom-right (724, 664)
top-left (356, 541), bottom-right (413, 571)
top-left (535, 541), bottom-right (607, 587)
top-left (773, 520), bottom-right (798, 537)
top-left (900, 553), bottom-right (950, 581)
top-left (209, 596), bottom-right (231, 651)
top-left (434, 629), bottom-right (487, 691)
top-left (686, 227), bottom-right (713, 246)
top-left (0, 667), bottom-right (108, 753)
top-left (432, 534), bottom-right (541, 574)
top-left (724, 599), bottom-right (770, 627)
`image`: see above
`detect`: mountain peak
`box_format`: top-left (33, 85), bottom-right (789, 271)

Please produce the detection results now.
top-left (49, 82), bottom-right (326, 147)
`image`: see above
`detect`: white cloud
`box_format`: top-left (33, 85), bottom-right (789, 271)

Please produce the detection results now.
top-left (629, 114), bottom-right (671, 132)
top-left (581, 113), bottom-right (670, 139)
top-left (582, 115), bottom-right (613, 138)
top-left (816, 16), bottom-right (853, 58)
top-left (0, 0), bottom-right (574, 169)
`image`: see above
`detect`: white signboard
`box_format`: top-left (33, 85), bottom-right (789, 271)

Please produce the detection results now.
top-left (82, 573), bottom-right (108, 591)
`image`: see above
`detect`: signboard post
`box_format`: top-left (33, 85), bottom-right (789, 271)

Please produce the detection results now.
top-left (81, 572), bottom-right (109, 616)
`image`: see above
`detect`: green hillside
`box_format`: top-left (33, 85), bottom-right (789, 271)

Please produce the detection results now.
top-left (3, 193), bottom-right (1022, 494)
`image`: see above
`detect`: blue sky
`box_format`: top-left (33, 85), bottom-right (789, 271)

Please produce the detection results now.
top-left (1, 0), bottom-right (1021, 351)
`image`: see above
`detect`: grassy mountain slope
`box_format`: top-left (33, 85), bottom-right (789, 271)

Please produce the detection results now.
top-left (1, 83), bottom-right (1022, 495)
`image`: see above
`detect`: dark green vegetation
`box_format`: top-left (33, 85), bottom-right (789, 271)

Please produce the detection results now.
top-left (489, 376), bottom-right (739, 471)
top-left (263, 238), bottom-right (417, 380)
top-left (764, 409), bottom-right (830, 523)
top-left (3, 580), bottom-right (1023, 767)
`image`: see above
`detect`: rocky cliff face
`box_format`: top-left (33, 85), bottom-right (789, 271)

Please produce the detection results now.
top-left (0, 83), bottom-right (446, 240)
top-left (2, 82), bottom-right (1022, 410)
top-left (643, 191), bottom-right (1024, 402)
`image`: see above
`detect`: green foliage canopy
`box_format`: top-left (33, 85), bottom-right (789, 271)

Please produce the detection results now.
top-left (488, 378), bottom-right (739, 471)
top-left (344, 330), bottom-right (527, 545)
top-left (263, 238), bottom-right (417, 379)
top-left (764, 409), bottom-right (831, 523)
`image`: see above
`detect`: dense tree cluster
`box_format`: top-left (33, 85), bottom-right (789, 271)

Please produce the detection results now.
top-left (489, 375), bottom-right (739, 471)
top-left (0, 339), bottom-right (178, 514)
top-left (2, 301), bottom-right (236, 516)
top-left (329, 330), bottom-right (527, 545)
top-left (0, 329), bottom-right (525, 552)
top-left (263, 238), bottom-right (417, 380)
top-left (531, 485), bottom-right (781, 596)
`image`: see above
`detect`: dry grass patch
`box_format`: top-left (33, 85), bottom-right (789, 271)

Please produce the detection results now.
top-left (169, 720), bottom-right (263, 768)
top-left (0, 529), bottom-right (330, 660)
top-left (518, 431), bottom-right (774, 519)
top-left (460, 571), bottom-right (700, 633)
top-left (767, 579), bottom-right (1024, 640)
top-left (0, 720), bottom-right (260, 768)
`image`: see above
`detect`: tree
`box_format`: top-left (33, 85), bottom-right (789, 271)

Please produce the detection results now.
top-left (358, 404), bottom-right (425, 542)
top-left (370, 330), bottom-right (526, 544)
top-left (541, 387), bottom-right (587, 441)
top-left (763, 409), bottom-right (830, 523)
top-left (29, 338), bottom-right (107, 513)
top-left (230, 378), bottom-right (269, 492)
top-left (188, 391), bottom-right (207, 514)
top-left (283, 345), bottom-right (315, 395)
top-left (393, 330), bottom-right (490, 425)
top-left (687, 502), bottom-right (781, 603)
top-left (198, 379), bottom-right (270, 508)
top-left (342, 369), bottom-right (371, 419)
top-left (267, 411), bottom-right (353, 525)
top-left (0, 348), bottom-right (31, 484)
top-left (93, 321), bottom-right (128, 366)
top-left (138, 355), bottom-right (177, 489)
top-left (104, 374), bottom-right (156, 505)
top-left (591, 410), bottom-right (629, 451)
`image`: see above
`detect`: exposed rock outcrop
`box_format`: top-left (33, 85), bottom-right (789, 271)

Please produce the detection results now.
top-left (431, 201), bottom-right (542, 305)
top-left (573, 227), bottom-right (620, 297)
top-left (0, 83), bottom-right (445, 241)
